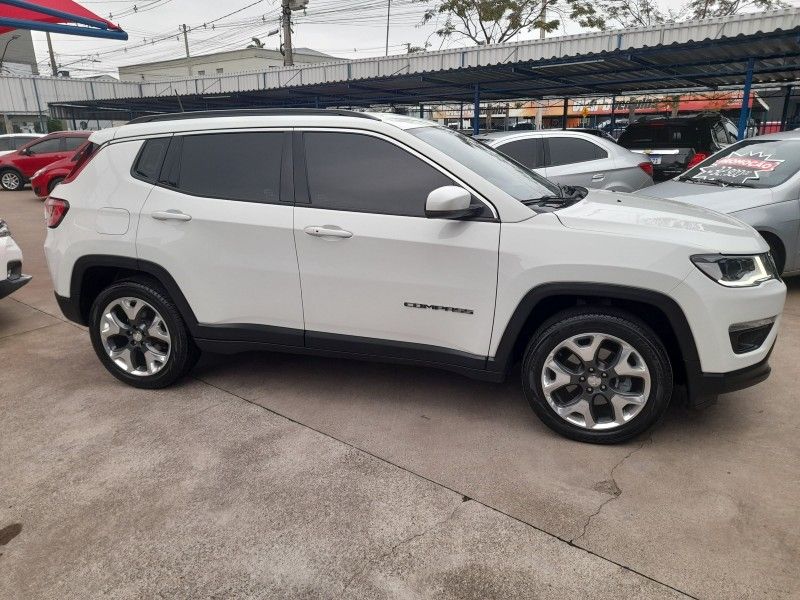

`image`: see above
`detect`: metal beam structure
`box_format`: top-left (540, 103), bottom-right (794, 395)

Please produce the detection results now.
top-left (38, 9), bottom-right (800, 122)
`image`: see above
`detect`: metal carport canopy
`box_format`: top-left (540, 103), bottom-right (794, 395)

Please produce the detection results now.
top-left (50, 8), bottom-right (800, 120)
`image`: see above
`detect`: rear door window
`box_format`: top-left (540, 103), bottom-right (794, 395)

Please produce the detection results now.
top-left (165, 132), bottom-right (284, 203)
top-left (496, 138), bottom-right (545, 169)
top-left (547, 137), bottom-right (607, 166)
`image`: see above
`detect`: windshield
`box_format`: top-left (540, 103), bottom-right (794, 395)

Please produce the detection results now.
top-left (680, 139), bottom-right (800, 188)
top-left (408, 126), bottom-right (560, 201)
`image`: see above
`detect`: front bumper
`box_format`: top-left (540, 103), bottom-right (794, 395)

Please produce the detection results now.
top-left (684, 343), bottom-right (773, 408)
top-left (0, 273), bottom-right (31, 299)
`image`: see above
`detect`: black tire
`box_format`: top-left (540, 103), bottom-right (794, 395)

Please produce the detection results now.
top-left (47, 177), bottom-right (64, 195)
top-left (89, 279), bottom-right (199, 389)
top-left (521, 308), bottom-right (673, 444)
top-left (0, 169), bottom-right (23, 191)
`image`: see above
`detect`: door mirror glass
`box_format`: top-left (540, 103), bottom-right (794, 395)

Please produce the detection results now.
top-left (425, 186), bottom-right (480, 219)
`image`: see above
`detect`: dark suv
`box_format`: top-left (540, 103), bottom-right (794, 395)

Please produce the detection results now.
top-left (617, 114), bottom-right (738, 181)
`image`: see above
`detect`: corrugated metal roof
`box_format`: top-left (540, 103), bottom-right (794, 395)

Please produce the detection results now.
top-left (26, 7), bottom-right (800, 119)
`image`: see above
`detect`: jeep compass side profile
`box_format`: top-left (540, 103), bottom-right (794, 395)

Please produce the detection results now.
top-left (44, 109), bottom-right (786, 443)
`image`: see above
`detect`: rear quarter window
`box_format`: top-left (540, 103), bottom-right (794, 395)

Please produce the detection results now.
top-left (132, 137), bottom-right (171, 183)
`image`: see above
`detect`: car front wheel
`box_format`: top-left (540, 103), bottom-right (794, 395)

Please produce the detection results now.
top-left (522, 308), bottom-right (673, 444)
top-left (89, 279), bottom-right (199, 389)
top-left (0, 169), bottom-right (23, 191)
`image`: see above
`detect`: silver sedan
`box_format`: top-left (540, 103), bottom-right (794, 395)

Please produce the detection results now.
top-left (642, 130), bottom-right (800, 276)
top-left (476, 130), bottom-right (654, 192)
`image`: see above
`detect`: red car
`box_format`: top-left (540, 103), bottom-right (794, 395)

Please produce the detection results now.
top-left (0, 131), bottom-right (90, 191)
top-left (31, 141), bottom-right (89, 198)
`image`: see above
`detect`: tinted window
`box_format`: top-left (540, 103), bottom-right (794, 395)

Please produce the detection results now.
top-left (133, 137), bottom-right (170, 182)
top-left (173, 132), bottom-right (283, 203)
top-left (0, 139), bottom-right (12, 151)
top-left (618, 123), bottom-right (701, 149)
top-left (409, 126), bottom-right (559, 202)
top-left (304, 132), bottom-right (456, 217)
top-left (547, 137), bottom-right (607, 166)
top-left (682, 139), bottom-right (800, 189)
top-left (63, 136), bottom-right (87, 151)
top-left (496, 138), bottom-right (544, 169)
top-left (28, 138), bottom-right (62, 154)
top-left (15, 136), bottom-right (38, 148)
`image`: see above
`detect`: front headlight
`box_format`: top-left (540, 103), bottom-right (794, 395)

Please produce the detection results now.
top-left (0, 220), bottom-right (9, 238)
top-left (691, 253), bottom-right (778, 287)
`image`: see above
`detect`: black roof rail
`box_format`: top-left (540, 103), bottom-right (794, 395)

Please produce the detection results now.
top-left (127, 108), bottom-right (379, 124)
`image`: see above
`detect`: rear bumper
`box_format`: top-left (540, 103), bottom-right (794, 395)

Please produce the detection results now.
top-left (684, 344), bottom-right (773, 408)
top-left (0, 274), bottom-right (31, 299)
top-left (55, 292), bottom-right (85, 325)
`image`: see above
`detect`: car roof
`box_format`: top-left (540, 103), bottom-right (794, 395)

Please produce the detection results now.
top-left (0, 133), bottom-right (42, 138)
top-left (91, 109), bottom-right (440, 145)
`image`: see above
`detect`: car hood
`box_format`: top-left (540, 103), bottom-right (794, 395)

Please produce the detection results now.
top-left (555, 189), bottom-right (767, 254)
top-left (38, 156), bottom-right (73, 173)
top-left (639, 179), bottom-right (771, 213)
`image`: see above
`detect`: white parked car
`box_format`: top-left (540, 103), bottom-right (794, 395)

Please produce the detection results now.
top-left (476, 130), bottom-right (654, 192)
top-left (0, 133), bottom-right (43, 157)
top-left (0, 219), bottom-right (31, 299)
top-left (44, 110), bottom-right (785, 443)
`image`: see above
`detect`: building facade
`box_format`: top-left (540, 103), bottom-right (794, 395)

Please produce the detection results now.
top-left (0, 30), bottom-right (39, 76)
top-left (118, 47), bottom-right (336, 81)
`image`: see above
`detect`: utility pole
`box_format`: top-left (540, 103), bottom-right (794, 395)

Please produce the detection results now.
top-left (181, 24), bottom-right (191, 77)
top-left (535, 1), bottom-right (547, 130)
top-left (385, 0), bottom-right (391, 56)
top-left (282, 0), bottom-right (294, 66)
top-left (45, 32), bottom-right (57, 76)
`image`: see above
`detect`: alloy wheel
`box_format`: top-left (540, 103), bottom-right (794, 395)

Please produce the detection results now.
top-left (538, 332), bottom-right (651, 430)
top-left (99, 296), bottom-right (171, 376)
top-left (1, 172), bottom-right (20, 190)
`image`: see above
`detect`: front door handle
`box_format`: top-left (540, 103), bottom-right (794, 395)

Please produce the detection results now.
top-left (152, 210), bottom-right (192, 222)
top-left (304, 225), bottom-right (352, 239)
top-left (591, 173), bottom-right (605, 181)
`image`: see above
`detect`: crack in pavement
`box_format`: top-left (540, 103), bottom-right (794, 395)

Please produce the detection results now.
top-left (195, 375), bottom-right (699, 599)
top-left (338, 500), bottom-right (467, 598)
top-left (571, 435), bottom-right (653, 545)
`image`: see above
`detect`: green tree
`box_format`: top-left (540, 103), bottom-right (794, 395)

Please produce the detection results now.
top-left (596, 0), bottom-right (665, 28)
top-left (46, 117), bottom-right (65, 133)
top-left (684, 0), bottom-right (787, 19)
top-left (415, 0), bottom-right (604, 46)
top-left (596, 0), bottom-right (787, 29)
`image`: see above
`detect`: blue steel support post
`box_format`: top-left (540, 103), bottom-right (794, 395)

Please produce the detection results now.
top-left (473, 84), bottom-right (480, 136)
top-left (737, 58), bottom-right (755, 140)
top-left (610, 95), bottom-right (617, 131)
top-left (780, 85), bottom-right (793, 131)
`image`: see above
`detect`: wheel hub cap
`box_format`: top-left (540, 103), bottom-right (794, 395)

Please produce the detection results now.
top-left (98, 297), bottom-right (171, 377)
top-left (537, 332), bottom-right (652, 431)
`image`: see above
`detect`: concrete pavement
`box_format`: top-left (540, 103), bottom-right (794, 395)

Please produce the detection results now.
top-left (1, 190), bottom-right (798, 599)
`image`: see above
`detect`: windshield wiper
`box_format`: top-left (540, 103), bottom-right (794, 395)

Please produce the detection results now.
top-left (523, 185), bottom-right (588, 207)
top-left (678, 176), bottom-right (754, 188)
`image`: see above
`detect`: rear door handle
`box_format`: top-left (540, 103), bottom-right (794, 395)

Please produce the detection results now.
top-left (304, 225), bottom-right (352, 239)
top-left (591, 173), bottom-right (605, 181)
top-left (151, 210), bottom-right (192, 222)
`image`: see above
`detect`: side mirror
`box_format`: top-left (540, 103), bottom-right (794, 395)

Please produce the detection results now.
top-left (425, 186), bottom-right (482, 219)
top-left (20, 147), bottom-right (31, 156)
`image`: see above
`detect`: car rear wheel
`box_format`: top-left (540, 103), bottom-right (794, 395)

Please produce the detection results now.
top-left (522, 308), bottom-right (673, 444)
top-left (47, 177), bottom-right (64, 195)
top-left (89, 279), bottom-right (199, 389)
top-left (0, 169), bottom-right (23, 191)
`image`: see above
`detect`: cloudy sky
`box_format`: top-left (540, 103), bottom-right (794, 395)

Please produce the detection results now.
top-left (28, 0), bottom-right (797, 77)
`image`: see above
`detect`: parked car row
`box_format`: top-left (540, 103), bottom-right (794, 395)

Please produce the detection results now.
top-left (36, 109), bottom-right (785, 445)
top-left (0, 130), bottom-right (90, 192)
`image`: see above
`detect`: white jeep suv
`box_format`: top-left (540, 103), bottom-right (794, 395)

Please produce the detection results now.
top-left (44, 109), bottom-right (786, 443)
